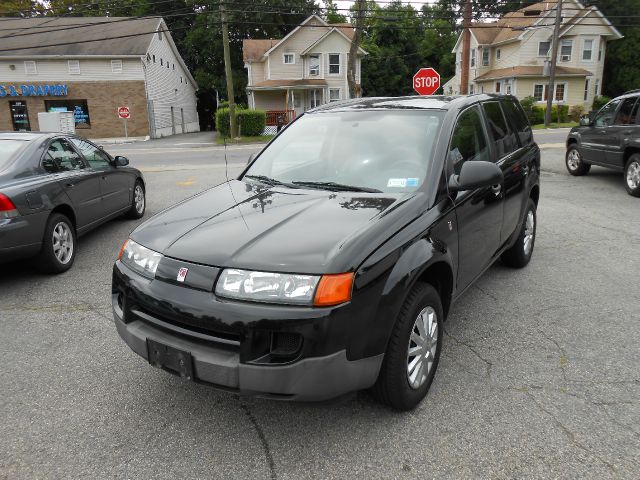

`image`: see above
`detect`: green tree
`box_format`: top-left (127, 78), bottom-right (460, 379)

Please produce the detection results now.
top-left (0, 0), bottom-right (45, 17)
top-left (323, 0), bottom-right (346, 23)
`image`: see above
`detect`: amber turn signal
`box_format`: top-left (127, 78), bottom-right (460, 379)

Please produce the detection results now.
top-left (118, 238), bottom-right (129, 260)
top-left (314, 272), bottom-right (354, 306)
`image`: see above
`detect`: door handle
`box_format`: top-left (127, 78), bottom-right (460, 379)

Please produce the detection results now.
top-left (66, 182), bottom-right (75, 188)
top-left (491, 184), bottom-right (502, 196)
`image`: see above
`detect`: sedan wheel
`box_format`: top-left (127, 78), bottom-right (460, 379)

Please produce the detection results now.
top-left (37, 213), bottom-right (76, 273)
top-left (625, 156), bottom-right (640, 197)
top-left (501, 198), bottom-right (537, 268)
top-left (125, 180), bottom-right (146, 219)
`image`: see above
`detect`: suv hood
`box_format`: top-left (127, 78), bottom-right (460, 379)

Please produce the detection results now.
top-left (131, 180), bottom-right (404, 273)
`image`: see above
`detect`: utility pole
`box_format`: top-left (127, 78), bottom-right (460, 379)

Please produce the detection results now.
top-left (220, 1), bottom-right (237, 138)
top-left (460, 0), bottom-right (472, 95)
top-left (347, 0), bottom-right (365, 98)
top-left (545, 0), bottom-right (563, 127)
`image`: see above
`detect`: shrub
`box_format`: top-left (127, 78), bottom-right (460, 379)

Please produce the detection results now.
top-left (237, 109), bottom-right (266, 136)
top-left (592, 95), bottom-right (611, 112)
top-left (552, 104), bottom-right (569, 123)
top-left (215, 108), bottom-right (266, 137)
top-left (569, 104), bottom-right (585, 122)
top-left (529, 106), bottom-right (545, 125)
top-left (215, 107), bottom-right (230, 137)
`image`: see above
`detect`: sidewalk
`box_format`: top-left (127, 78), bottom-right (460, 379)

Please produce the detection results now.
top-left (91, 131), bottom-right (218, 147)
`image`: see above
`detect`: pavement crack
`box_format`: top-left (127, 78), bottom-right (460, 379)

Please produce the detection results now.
top-left (240, 401), bottom-right (277, 480)
top-left (444, 328), bottom-right (493, 379)
top-left (538, 329), bottom-right (569, 383)
top-left (523, 391), bottom-right (618, 474)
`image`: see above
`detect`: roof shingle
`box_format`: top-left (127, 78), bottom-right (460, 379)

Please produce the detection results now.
top-left (475, 65), bottom-right (593, 81)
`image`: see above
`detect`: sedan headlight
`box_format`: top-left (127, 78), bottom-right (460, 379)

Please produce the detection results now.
top-left (118, 239), bottom-right (163, 279)
top-left (215, 269), bottom-right (320, 305)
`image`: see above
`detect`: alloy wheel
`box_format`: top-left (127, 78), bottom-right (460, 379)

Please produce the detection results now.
top-left (524, 210), bottom-right (535, 256)
top-left (627, 161), bottom-right (640, 190)
top-left (134, 184), bottom-right (145, 214)
top-left (52, 222), bottom-right (73, 264)
top-left (406, 306), bottom-right (438, 390)
top-left (567, 149), bottom-right (581, 171)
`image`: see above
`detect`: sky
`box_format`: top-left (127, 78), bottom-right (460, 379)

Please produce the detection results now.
top-left (334, 1), bottom-right (437, 11)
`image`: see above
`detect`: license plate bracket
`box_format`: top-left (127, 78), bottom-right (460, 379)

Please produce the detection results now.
top-left (146, 339), bottom-right (194, 380)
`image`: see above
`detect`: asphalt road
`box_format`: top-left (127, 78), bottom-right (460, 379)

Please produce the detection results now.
top-left (1, 139), bottom-right (639, 479)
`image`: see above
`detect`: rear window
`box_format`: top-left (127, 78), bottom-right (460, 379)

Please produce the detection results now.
top-left (0, 140), bottom-right (29, 171)
top-left (502, 100), bottom-right (533, 145)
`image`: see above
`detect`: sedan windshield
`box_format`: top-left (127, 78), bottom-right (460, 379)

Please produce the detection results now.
top-left (243, 110), bottom-right (443, 193)
top-left (0, 140), bottom-right (30, 171)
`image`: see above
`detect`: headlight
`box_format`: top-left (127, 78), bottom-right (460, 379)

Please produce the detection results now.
top-left (215, 269), bottom-right (320, 305)
top-left (118, 239), bottom-right (163, 279)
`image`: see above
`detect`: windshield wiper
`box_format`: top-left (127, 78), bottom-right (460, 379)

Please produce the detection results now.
top-left (291, 181), bottom-right (382, 193)
top-left (243, 175), bottom-right (297, 188)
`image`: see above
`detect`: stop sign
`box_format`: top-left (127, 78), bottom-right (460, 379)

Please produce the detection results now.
top-left (413, 68), bottom-right (441, 96)
top-left (118, 106), bottom-right (130, 119)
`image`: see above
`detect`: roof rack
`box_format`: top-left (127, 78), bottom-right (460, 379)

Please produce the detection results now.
top-left (623, 89), bottom-right (640, 95)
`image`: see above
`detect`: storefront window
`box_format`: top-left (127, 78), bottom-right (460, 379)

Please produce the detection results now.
top-left (44, 99), bottom-right (91, 129)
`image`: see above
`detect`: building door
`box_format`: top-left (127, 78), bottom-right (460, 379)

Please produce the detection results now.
top-left (293, 92), bottom-right (304, 117)
top-left (180, 108), bottom-right (185, 133)
top-left (10, 101), bottom-right (31, 131)
top-left (171, 106), bottom-right (176, 135)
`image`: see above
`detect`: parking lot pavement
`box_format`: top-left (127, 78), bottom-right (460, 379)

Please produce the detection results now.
top-left (1, 147), bottom-right (638, 479)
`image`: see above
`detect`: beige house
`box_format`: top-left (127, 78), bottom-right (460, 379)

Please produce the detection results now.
top-left (243, 15), bottom-right (366, 128)
top-left (443, 0), bottom-right (622, 109)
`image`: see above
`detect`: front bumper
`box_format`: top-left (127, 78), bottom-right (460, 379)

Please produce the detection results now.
top-left (112, 261), bottom-right (383, 401)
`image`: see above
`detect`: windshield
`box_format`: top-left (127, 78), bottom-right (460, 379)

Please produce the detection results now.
top-left (243, 110), bottom-right (443, 193)
top-left (0, 139), bottom-right (30, 171)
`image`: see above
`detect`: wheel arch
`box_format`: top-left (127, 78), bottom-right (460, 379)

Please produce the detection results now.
top-left (623, 147), bottom-right (640, 167)
top-left (529, 184), bottom-right (540, 206)
top-left (50, 203), bottom-right (77, 231)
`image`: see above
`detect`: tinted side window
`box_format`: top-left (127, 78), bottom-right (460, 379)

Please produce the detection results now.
top-left (70, 138), bottom-right (111, 168)
top-left (482, 101), bottom-right (518, 158)
top-left (595, 99), bottom-right (622, 127)
top-left (44, 139), bottom-right (85, 172)
top-left (613, 97), bottom-right (638, 125)
top-left (449, 106), bottom-right (489, 174)
top-left (502, 100), bottom-right (533, 145)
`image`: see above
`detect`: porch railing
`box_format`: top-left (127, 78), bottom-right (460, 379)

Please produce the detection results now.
top-left (265, 110), bottom-right (296, 126)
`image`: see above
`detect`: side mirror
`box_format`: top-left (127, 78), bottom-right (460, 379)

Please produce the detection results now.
top-left (579, 117), bottom-right (591, 126)
top-left (247, 153), bottom-right (255, 165)
top-left (448, 161), bottom-right (503, 193)
top-left (114, 155), bottom-right (129, 167)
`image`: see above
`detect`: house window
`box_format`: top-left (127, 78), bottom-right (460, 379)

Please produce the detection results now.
top-left (595, 79), bottom-right (600, 96)
top-left (538, 41), bottom-right (551, 56)
top-left (173, 64), bottom-right (175, 70)
top-left (111, 60), bottom-right (123, 73)
top-left (146, 53), bottom-right (151, 62)
top-left (329, 88), bottom-right (340, 102)
top-left (583, 39), bottom-right (593, 61)
top-left (283, 53), bottom-right (295, 65)
top-left (533, 84), bottom-right (545, 102)
top-left (555, 84), bottom-right (566, 101)
top-left (152, 54), bottom-right (156, 63)
top-left (470, 49), bottom-right (476, 67)
top-left (496, 49), bottom-right (501, 60)
top-left (560, 40), bottom-right (572, 61)
top-left (45, 99), bottom-right (91, 129)
top-left (482, 48), bottom-right (489, 66)
top-left (505, 80), bottom-right (512, 95)
top-left (329, 54), bottom-right (340, 74)
top-left (24, 61), bottom-right (37, 74)
top-left (160, 58), bottom-right (163, 66)
top-left (309, 54), bottom-right (320, 76)
top-left (584, 79), bottom-right (590, 101)
top-left (67, 60), bottom-right (80, 75)
top-left (598, 42), bottom-right (604, 61)
top-left (469, 84), bottom-right (474, 94)
top-left (495, 82), bottom-right (501, 93)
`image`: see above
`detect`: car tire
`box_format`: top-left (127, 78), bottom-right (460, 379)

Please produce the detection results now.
top-left (624, 154), bottom-right (640, 197)
top-left (37, 213), bottom-right (76, 274)
top-left (566, 146), bottom-right (591, 176)
top-left (125, 180), bottom-right (146, 219)
top-left (501, 198), bottom-right (537, 268)
top-left (371, 282), bottom-right (443, 411)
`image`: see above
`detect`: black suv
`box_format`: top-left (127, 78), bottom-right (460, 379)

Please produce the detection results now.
top-left (566, 90), bottom-right (640, 197)
top-left (112, 95), bottom-right (540, 410)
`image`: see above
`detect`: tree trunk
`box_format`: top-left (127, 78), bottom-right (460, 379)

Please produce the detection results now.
top-left (347, 0), bottom-right (365, 99)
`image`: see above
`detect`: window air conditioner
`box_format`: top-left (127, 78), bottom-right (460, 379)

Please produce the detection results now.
top-left (561, 55), bottom-right (571, 62)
